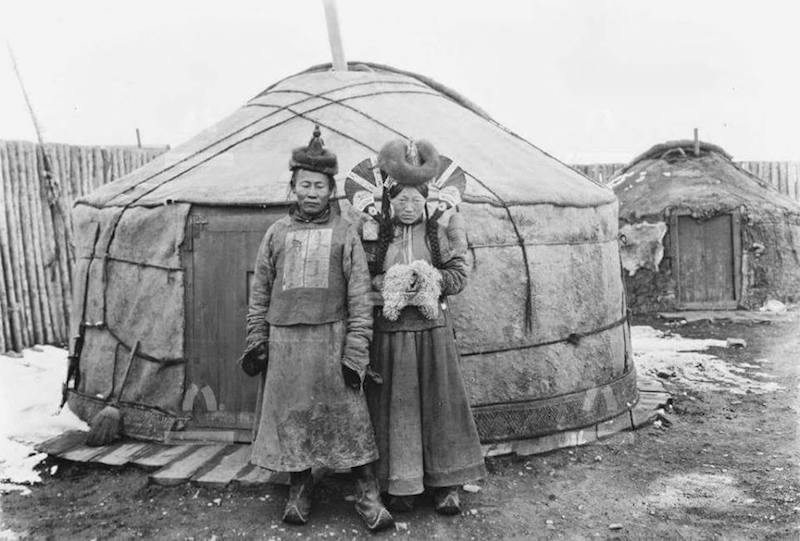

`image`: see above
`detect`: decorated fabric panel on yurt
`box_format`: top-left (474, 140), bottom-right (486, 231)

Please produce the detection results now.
top-left (612, 140), bottom-right (800, 312)
top-left (66, 63), bottom-right (637, 443)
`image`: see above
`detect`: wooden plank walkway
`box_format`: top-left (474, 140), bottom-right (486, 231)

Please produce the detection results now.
top-left (34, 378), bottom-right (670, 487)
top-left (149, 444), bottom-right (228, 486)
top-left (192, 445), bottom-right (252, 487)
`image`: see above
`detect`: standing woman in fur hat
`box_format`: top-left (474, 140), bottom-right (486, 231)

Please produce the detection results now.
top-left (243, 126), bottom-right (393, 532)
top-left (362, 139), bottom-right (486, 515)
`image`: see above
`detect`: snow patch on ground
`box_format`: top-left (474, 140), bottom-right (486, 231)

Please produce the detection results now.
top-left (631, 326), bottom-right (784, 395)
top-left (0, 346), bottom-right (88, 488)
top-left (646, 472), bottom-right (748, 511)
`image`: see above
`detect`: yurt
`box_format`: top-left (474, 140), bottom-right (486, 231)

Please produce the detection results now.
top-left (611, 139), bottom-right (800, 312)
top-left (64, 63), bottom-right (636, 444)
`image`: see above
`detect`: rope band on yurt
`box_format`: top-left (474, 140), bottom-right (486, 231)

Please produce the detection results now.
top-left (80, 321), bottom-right (187, 365)
top-left (461, 312), bottom-right (629, 358)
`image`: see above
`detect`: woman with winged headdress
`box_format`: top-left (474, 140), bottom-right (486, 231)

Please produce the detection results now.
top-left (345, 139), bottom-right (486, 515)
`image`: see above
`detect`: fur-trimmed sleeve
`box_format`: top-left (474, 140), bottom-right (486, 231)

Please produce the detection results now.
top-left (439, 212), bottom-right (469, 297)
top-left (340, 224), bottom-right (373, 377)
top-left (246, 226), bottom-right (277, 349)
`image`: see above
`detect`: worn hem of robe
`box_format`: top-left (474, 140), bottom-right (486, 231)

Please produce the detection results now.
top-left (250, 320), bottom-right (378, 472)
top-left (367, 322), bottom-right (487, 496)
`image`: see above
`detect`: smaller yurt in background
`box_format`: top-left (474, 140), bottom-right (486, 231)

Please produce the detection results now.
top-left (611, 140), bottom-right (800, 312)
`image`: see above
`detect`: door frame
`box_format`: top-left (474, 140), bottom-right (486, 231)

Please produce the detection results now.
top-left (181, 204), bottom-right (286, 432)
top-left (669, 208), bottom-right (742, 310)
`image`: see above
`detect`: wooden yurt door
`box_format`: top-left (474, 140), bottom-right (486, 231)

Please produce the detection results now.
top-left (184, 206), bottom-right (278, 431)
top-left (673, 212), bottom-right (741, 309)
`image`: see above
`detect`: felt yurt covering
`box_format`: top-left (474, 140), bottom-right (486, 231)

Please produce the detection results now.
top-left (66, 63), bottom-right (636, 443)
top-left (612, 140), bottom-right (800, 312)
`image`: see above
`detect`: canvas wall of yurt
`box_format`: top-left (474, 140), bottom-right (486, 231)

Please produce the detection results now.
top-left (611, 140), bottom-right (800, 313)
top-left (64, 63), bottom-right (637, 444)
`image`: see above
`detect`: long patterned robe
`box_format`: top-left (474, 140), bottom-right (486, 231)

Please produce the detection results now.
top-left (246, 206), bottom-right (378, 471)
top-left (367, 213), bottom-right (486, 495)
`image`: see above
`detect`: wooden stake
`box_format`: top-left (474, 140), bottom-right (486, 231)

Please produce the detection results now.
top-left (693, 128), bottom-right (700, 156)
top-left (136, 128), bottom-right (142, 149)
top-left (9, 143), bottom-right (34, 346)
top-left (29, 145), bottom-right (55, 343)
top-left (0, 143), bottom-right (11, 352)
top-left (7, 43), bottom-right (45, 144)
top-left (19, 143), bottom-right (45, 344)
top-left (93, 147), bottom-right (103, 190)
top-left (322, 0), bottom-right (347, 71)
top-left (39, 148), bottom-right (66, 342)
top-left (0, 142), bottom-right (24, 350)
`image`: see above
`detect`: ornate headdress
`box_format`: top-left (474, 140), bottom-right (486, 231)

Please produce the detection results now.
top-left (345, 138), bottom-right (466, 224)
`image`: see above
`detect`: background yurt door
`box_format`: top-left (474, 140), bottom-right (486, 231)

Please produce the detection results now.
top-left (184, 206), bottom-right (277, 432)
top-left (673, 212), bottom-right (741, 309)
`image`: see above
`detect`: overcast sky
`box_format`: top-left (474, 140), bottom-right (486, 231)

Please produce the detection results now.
top-left (1, 0), bottom-right (798, 163)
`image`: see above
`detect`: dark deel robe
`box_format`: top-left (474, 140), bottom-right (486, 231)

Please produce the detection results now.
top-left (246, 205), bottom-right (378, 471)
top-left (368, 212), bottom-right (486, 495)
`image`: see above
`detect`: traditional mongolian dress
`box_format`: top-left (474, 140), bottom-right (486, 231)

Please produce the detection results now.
top-left (246, 204), bottom-right (378, 471)
top-left (368, 212), bottom-right (486, 496)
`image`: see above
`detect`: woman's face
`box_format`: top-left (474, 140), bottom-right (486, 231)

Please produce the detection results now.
top-left (390, 187), bottom-right (426, 224)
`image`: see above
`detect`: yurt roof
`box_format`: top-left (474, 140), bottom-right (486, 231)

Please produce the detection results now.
top-left (611, 140), bottom-right (800, 219)
top-left (80, 62), bottom-right (614, 210)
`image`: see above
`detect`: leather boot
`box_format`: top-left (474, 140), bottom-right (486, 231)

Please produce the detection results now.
top-left (353, 464), bottom-right (394, 532)
top-left (283, 469), bottom-right (313, 525)
top-left (434, 486), bottom-right (461, 515)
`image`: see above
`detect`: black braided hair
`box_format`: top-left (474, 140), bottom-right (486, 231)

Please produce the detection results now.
top-left (425, 207), bottom-right (444, 269)
top-left (371, 186), bottom-right (394, 275)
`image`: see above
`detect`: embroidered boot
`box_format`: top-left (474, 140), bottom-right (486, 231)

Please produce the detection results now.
top-left (283, 469), bottom-right (313, 525)
top-left (353, 464), bottom-right (394, 532)
top-left (434, 486), bottom-right (461, 515)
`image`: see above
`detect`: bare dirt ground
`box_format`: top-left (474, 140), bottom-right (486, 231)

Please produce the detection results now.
top-left (1, 315), bottom-right (798, 540)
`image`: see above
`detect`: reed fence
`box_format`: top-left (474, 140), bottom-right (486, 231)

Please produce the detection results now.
top-left (737, 161), bottom-right (800, 202)
top-left (0, 140), bottom-right (165, 353)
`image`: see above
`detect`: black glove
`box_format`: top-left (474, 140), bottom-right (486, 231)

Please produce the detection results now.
top-left (341, 364), bottom-right (362, 390)
top-left (238, 342), bottom-right (268, 377)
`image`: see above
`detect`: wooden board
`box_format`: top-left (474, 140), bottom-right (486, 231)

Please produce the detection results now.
top-left (34, 430), bottom-right (87, 456)
top-left (166, 428), bottom-right (253, 444)
top-left (60, 444), bottom-right (111, 463)
top-left (132, 444), bottom-right (198, 469)
top-left (677, 214), bottom-right (735, 305)
top-left (513, 427), bottom-right (597, 457)
top-left (149, 444), bottom-right (227, 486)
top-left (184, 207), bottom-right (278, 428)
top-left (94, 442), bottom-right (149, 466)
top-left (192, 445), bottom-right (252, 487)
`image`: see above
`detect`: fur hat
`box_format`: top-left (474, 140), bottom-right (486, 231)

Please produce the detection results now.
top-left (289, 125), bottom-right (338, 176)
top-left (377, 139), bottom-right (440, 187)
